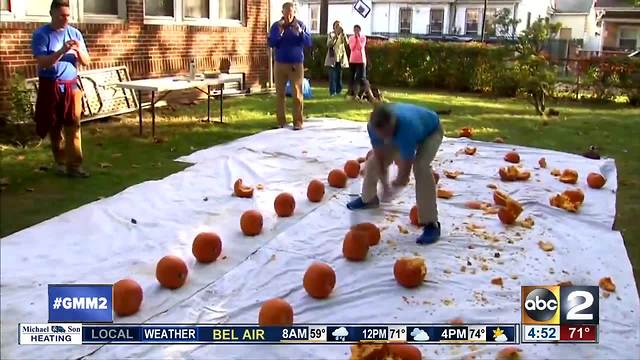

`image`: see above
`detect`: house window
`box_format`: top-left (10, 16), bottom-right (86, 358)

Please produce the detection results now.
top-left (465, 8), bottom-right (479, 35)
top-left (219, 0), bottom-right (240, 20)
top-left (145, 0), bottom-right (175, 17)
top-left (184, 0), bottom-right (209, 18)
top-left (619, 28), bottom-right (639, 50)
top-left (399, 8), bottom-right (412, 34)
top-left (310, 4), bottom-right (319, 33)
top-left (84, 0), bottom-right (119, 15)
top-left (2, 0), bottom-right (126, 22)
top-left (430, 9), bottom-right (444, 35)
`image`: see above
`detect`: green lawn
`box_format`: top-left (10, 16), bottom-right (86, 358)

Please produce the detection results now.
top-left (1, 88), bottom-right (638, 287)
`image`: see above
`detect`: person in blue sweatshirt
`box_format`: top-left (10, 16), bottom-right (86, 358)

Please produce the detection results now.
top-left (347, 103), bottom-right (444, 244)
top-left (268, 2), bottom-right (312, 130)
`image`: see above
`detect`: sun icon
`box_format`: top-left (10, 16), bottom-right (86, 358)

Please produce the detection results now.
top-left (493, 327), bottom-right (508, 342)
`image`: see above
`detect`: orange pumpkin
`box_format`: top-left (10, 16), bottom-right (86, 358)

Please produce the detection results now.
top-left (351, 223), bottom-right (381, 246)
top-left (498, 207), bottom-right (517, 225)
top-left (156, 255), bottom-right (188, 289)
top-left (394, 257), bottom-right (427, 288)
top-left (499, 166), bottom-right (519, 181)
top-left (464, 147), bottom-right (477, 155)
top-left (192, 232), bottom-right (222, 263)
top-left (307, 179), bottom-right (325, 202)
top-left (564, 189), bottom-right (584, 204)
top-left (505, 197), bottom-right (523, 219)
top-left (465, 200), bottom-right (484, 210)
top-left (550, 193), bottom-right (580, 212)
top-left (559, 169), bottom-right (579, 184)
top-left (496, 346), bottom-right (523, 360)
top-left (258, 298), bottom-right (293, 326)
top-left (303, 262), bottom-right (336, 299)
top-left (493, 190), bottom-right (510, 206)
top-left (350, 343), bottom-right (390, 360)
top-left (409, 205), bottom-right (423, 227)
top-left (437, 188), bottom-right (454, 199)
top-left (587, 173), bottom-right (606, 189)
top-left (344, 160), bottom-right (361, 178)
top-left (459, 127), bottom-right (473, 138)
top-left (328, 169), bottom-right (348, 188)
top-left (274, 192), bottom-right (295, 217)
top-left (233, 179), bottom-right (254, 198)
top-left (240, 210), bottom-right (263, 236)
top-left (516, 170), bottom-right (531, 181)
top-left (342, 230), bottom-right (369, 261)
top-left (504, 151), bottom-right (520, 164)
top-left (388, 344), bottom-right (422, 360)
top-left (538, 157), bottom-right (547, 168)
top-left (113, 279), bottom-right (143, 316)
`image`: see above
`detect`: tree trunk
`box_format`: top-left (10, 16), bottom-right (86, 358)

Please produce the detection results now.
top-left (320, 0), bottom-right (329, 35)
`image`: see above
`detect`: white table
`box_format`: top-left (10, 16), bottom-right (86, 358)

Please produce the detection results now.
top-left (116, 76), bottom-right (237, 137)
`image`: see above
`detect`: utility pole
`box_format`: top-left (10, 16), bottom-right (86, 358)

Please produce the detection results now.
top-left (480, 0), bottom-right (488, 42)
top-left (320, 0), bottom-right (329, 34)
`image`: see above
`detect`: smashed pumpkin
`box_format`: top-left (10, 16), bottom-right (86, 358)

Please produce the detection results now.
top-left (233, 179), bottom-right (254, 198)
top-left (394, 257), bottom-right (427, 288)
top-left (559, 169), bottom-right (579, 184)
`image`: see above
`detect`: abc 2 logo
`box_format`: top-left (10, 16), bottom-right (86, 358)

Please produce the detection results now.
top-left (521, 286), bottom-right (599, 325)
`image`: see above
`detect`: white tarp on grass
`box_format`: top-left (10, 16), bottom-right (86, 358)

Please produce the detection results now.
top-left (1, 118), bottom-right (638, 359)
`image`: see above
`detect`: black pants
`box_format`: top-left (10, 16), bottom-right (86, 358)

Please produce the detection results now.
top-left (348, 63), bottom-right (366, 96)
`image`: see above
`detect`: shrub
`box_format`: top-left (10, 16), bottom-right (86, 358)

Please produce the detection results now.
top-left (305, 36), bottom-right (514, 96)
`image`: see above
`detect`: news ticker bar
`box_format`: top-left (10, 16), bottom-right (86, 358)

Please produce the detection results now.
top-left (19, 323), bottom-right (518, 345)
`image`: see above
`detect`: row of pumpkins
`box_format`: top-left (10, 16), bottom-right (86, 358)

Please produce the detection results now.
top-left (110, 147), bottom-right (606, 360)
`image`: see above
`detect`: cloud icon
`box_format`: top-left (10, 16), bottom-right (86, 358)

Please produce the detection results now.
top-left (495, 334), bottom-right (508, 342)
top-left (411, 329), bottom-right (430, 341)
top-left (332, 327), bottom-right (349, 340)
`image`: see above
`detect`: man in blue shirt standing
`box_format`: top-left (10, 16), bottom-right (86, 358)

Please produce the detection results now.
top-left (347, 103), bottom-right (444, 244)
top-left (31, 0), bottom-right (91, 177)
top-left (268, 2), bottom-right (312, 130)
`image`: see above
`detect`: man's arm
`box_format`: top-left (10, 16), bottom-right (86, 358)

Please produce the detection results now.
top-left (394, 158), bottom-right (414, 186)
top-left (301, 23), bottom-right (312, 47)
top-left (268, 22), bottom-right (284, 48)
top-left (32, 32), bottom-right (70, 69)
top-left (72, 34), bottom-right (90, 66)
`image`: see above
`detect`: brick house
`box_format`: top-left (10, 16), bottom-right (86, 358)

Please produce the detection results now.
top-left (596, 0), bottom-right (640, 53)
top-left (0, 0), bottom-right (271, 116)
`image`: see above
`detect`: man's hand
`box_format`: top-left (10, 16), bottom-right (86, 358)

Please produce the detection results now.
top-left (290, 21), bottom-right (300, 34)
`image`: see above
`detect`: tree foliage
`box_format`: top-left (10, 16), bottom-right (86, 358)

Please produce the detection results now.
top-left (512, 19), bottom-right (562, 115)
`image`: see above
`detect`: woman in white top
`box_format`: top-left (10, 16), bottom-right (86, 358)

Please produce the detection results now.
top-left (325, 20), bottom-right (349, 96)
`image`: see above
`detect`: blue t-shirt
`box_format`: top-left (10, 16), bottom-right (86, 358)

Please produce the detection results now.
top-left (268, 18), bottom-right (312, 64)
top-left (31, 24), bottom-right (87, 83)
top-left (368, 103), bottom-right (440, 161)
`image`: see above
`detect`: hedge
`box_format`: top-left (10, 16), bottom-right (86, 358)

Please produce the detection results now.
top-left (304, 36), bottom-right (519, 96)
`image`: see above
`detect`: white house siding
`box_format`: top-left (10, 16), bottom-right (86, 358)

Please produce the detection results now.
top-left (515, 0), bottom-right (552, 33)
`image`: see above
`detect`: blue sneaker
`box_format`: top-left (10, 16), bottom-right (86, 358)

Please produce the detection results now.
top-left (346, 196), bottom-right (380, 210)
top-left (416, 222), bottom-right (441, 245)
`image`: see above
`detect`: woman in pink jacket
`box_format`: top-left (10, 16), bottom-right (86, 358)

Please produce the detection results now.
top-left (348, 24), bottom-right (367, 97)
